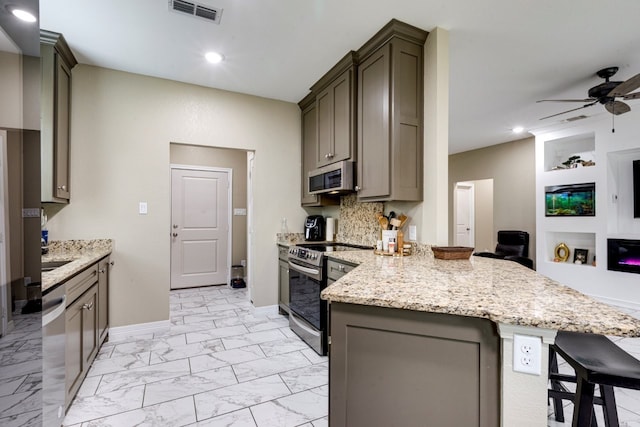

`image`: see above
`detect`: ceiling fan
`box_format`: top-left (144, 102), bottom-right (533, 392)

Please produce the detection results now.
top-left (537, 67), bottom-right (640, 120)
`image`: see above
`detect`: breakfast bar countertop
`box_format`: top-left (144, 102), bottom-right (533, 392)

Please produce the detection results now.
top-left (42, 239), bottom-right (113, 294)
top-left (321, 250), bottom-right (640, 337)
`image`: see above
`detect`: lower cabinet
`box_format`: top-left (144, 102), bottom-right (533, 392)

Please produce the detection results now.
top-left (278, 245), bottom-right (290, 315)
top-left (98, 257), bottom-right (110, 345)
top-left (65, 284), bottom-right (98, 405)
top-left (64, 256), bottom-right (110, 409)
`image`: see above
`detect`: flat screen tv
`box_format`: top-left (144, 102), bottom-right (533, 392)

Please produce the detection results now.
top-left (634, 160), bottom-right (640, 218)
top-left (545, 183), bottom-right (595, 217)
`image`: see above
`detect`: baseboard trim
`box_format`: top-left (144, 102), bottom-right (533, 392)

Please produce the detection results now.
top-left (108, 319), bottom-right (170, 342)
top-left (592, 295), bottom-right (640, 312)
top-left (253, 304), bottom-right (278, 317)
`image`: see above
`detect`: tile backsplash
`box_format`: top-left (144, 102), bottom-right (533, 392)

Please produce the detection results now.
top-left (335, 195), bottom-right (384, 246)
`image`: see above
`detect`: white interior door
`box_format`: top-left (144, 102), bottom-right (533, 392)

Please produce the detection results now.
top-left (171, 168), bottom-right (230, 289)
top-left (454, 183), bottom-right (474, 247)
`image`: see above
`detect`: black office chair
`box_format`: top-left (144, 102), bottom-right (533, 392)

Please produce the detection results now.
top-left (473, 230), bottom-right (534, 269)
top-left (548, 330), bottom-right (640, 426)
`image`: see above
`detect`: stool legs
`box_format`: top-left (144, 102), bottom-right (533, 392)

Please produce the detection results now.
top-left (599, 385), bottom-right (619, 427)
top-left (573, 378), bottom-right (596, 427)
top-left (549, 348), bottom-right (565, 422)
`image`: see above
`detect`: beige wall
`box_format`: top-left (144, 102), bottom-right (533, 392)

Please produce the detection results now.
top-left (45, 65), bottom-right (307, 327)
top-left (0, 51), bottom-right (23, 130)
top-left (473, 179), bottom-right (494, 253)
top-left (170, 144), bottom-right (248, 266)
top-left (449, 137), bottom-right (536, 264)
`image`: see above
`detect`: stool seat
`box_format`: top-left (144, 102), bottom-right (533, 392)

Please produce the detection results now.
top-left (554, 331), bottom-right (640, 390)
top-left (549, 331), bottom-right (640, 427)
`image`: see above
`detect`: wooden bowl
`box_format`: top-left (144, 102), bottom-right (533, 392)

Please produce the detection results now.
top-left (431, 246), bottom-right (474, 260)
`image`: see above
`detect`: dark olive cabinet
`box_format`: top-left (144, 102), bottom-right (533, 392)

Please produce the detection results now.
top-left (278, 245), bottom-right (290, 315)
top-left (299, 92), bottom-right (339, 207)
top-left (41, 30), bottom-right (77, 203)
top-left (329, 303), bottom-right (500, 426)
top-left (356, 20), bottom-right (427, 202)
top-left (98, 257), bottom-right (111, 345)
top-left (64, 257), bottom-right (110, 408)
top-left (65, 282), bottom-right (97, 405)
top-left (314, 54), bottom-right (357, 168)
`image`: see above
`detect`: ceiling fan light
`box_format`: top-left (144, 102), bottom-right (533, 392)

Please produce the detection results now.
top-left (205, 51), bottom-right (224, 64)
top-left (11, 8), bottom-right (37, 23)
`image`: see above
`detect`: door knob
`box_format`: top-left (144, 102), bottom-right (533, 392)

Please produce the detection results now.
top-left (173, 224), bottom-right (178, 229)
top-left (172, 233), bottom-right (178, 237)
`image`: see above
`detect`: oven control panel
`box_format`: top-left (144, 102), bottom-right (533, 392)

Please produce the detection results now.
top-left (288, 247), bottom-right (323, 267)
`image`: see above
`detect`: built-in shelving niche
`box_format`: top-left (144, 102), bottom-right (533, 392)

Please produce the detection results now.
top-left (545, 231), bottom-right (596, 267)
top-left (544, 133), bottom-right (596, 173)
top-left (607, 148), bottom-right (640, 237)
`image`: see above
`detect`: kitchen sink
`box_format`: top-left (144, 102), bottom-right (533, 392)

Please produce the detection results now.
top-left (42, 260), bottom-right (72, 272)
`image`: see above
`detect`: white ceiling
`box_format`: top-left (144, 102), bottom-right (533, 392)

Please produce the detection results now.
top-left (39, 0), bottom-right (640, 154)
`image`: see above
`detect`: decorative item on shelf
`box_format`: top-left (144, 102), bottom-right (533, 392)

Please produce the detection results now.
top-left (580, 160), bottom-right (595, 167)
top-left (432, 246), bottom-right (474, 260)
top-left (554, 242), bottom-right (570, 262)
top-left (562, 155), bottom-right (582, 169)
top-left (574, 248), bottom-right (588, 265)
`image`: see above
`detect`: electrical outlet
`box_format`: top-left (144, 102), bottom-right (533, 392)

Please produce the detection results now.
top-left (240, 260), bottom-right (246, 267)
top-left (513, 334), bottom-right (542, 375)
top-left (139, 202), bottom-right (148, 215)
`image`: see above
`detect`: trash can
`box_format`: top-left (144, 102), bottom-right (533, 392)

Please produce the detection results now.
top-left (230, 265), bottom-right (246, 288)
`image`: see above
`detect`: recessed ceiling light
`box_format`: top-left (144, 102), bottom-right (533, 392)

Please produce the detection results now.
top-left (11, 9), bottom-right (37, 23)
top-left (205, 51), bottom-right (224, 64)
top-left (512, 126), bottom-right (524, 134)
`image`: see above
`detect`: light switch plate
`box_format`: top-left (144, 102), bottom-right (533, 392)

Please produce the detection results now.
top-left (139, 202), bottom-right (148, 215)
top-left (22, 208), bottom-right (40, 218)
top-left (233, 208), bottom-right (247, 216)
top-left (409, 225), bottom-right (417, 241)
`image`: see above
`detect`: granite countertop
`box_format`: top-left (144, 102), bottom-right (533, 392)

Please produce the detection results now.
top-left (321, 251), bottom-right (640, 337)
top-left (42, 239), bottom-right (113, 294)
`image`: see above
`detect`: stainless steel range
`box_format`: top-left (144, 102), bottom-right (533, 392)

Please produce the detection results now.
top-left (287, 242), bottom-right (371, 355)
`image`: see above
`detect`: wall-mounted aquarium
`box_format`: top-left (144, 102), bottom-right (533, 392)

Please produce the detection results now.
top-left (545, 183), bottom-right (595, 217)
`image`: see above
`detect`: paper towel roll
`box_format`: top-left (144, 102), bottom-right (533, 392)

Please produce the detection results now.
top-left (326, 217), bottom-right (335, 241)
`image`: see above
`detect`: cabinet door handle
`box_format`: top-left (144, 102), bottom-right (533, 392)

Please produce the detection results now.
top-left (328, 153), bottom-right (334, 158)
top-left (99, 268), bottom-right (106, 274)
top-left (82, 302), bottom-right (94, 311)
top-left (57, 185), bottom-right (67, 191)
top-left (355, 186), bottom-right (361, 192)
top-left (109, 261), bottom-right (115, 267)
top-left (324, 154), bottom-right (329, 159)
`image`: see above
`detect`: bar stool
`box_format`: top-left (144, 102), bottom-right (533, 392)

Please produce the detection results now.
top-left (548, 330), bottom-right (640, 426)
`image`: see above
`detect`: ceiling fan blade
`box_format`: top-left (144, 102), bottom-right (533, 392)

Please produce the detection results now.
top-left (536, 98), bottom-right (595, 103)
top-left (623, 92), bottom-right (640, 100)
top-left (608, 73), bottom-right (640, 97)
top-left (539, 102), bottom-right (598, 120)
top-left (605, 100), bottom-right (631, 115)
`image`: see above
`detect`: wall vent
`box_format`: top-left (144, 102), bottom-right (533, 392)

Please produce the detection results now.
top-left (169, 0), bottom-right (223, 24)
top-left (564, 115), bottom-right (588, 122)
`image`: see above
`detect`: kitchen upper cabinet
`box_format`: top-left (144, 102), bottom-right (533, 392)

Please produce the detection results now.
top-left (41, 30), bottom-right (77, 203)
top-left (356, 20), bottom-right (427, 202)
top-left (311, 52), bottom-right (357, 168)
top-left (299, 93), bottom-right (339, 207)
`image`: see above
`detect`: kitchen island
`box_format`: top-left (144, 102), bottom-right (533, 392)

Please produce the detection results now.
top-left (320, 249), bottom-right (640, 427)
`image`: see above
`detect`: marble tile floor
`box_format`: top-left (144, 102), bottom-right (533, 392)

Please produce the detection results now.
top-left (0, 309), bottom-right (43, 427)
top-left (58, 285), bottom-right (640, 427)
top-left (62, 286), bottom-right (328, 427)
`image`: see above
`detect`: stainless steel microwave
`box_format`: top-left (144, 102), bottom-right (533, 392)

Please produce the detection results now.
top-left (308, 160), bottom-right (354, 195)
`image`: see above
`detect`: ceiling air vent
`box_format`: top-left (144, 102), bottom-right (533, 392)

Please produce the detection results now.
top-left (169, 0), bottom-right (223, 24)
top-left (564, 115), bottom-right (588, 122)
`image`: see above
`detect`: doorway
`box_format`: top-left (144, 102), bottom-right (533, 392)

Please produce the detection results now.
top-left (454, 182), bottom-right (474, 247)
top-left (170, 167), bottom-right (232, 289)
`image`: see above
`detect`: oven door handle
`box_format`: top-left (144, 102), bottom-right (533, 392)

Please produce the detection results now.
top-left (290, 311), bottom-right (321, 338)
top-left (288, 261), bottom-right (320, 276)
